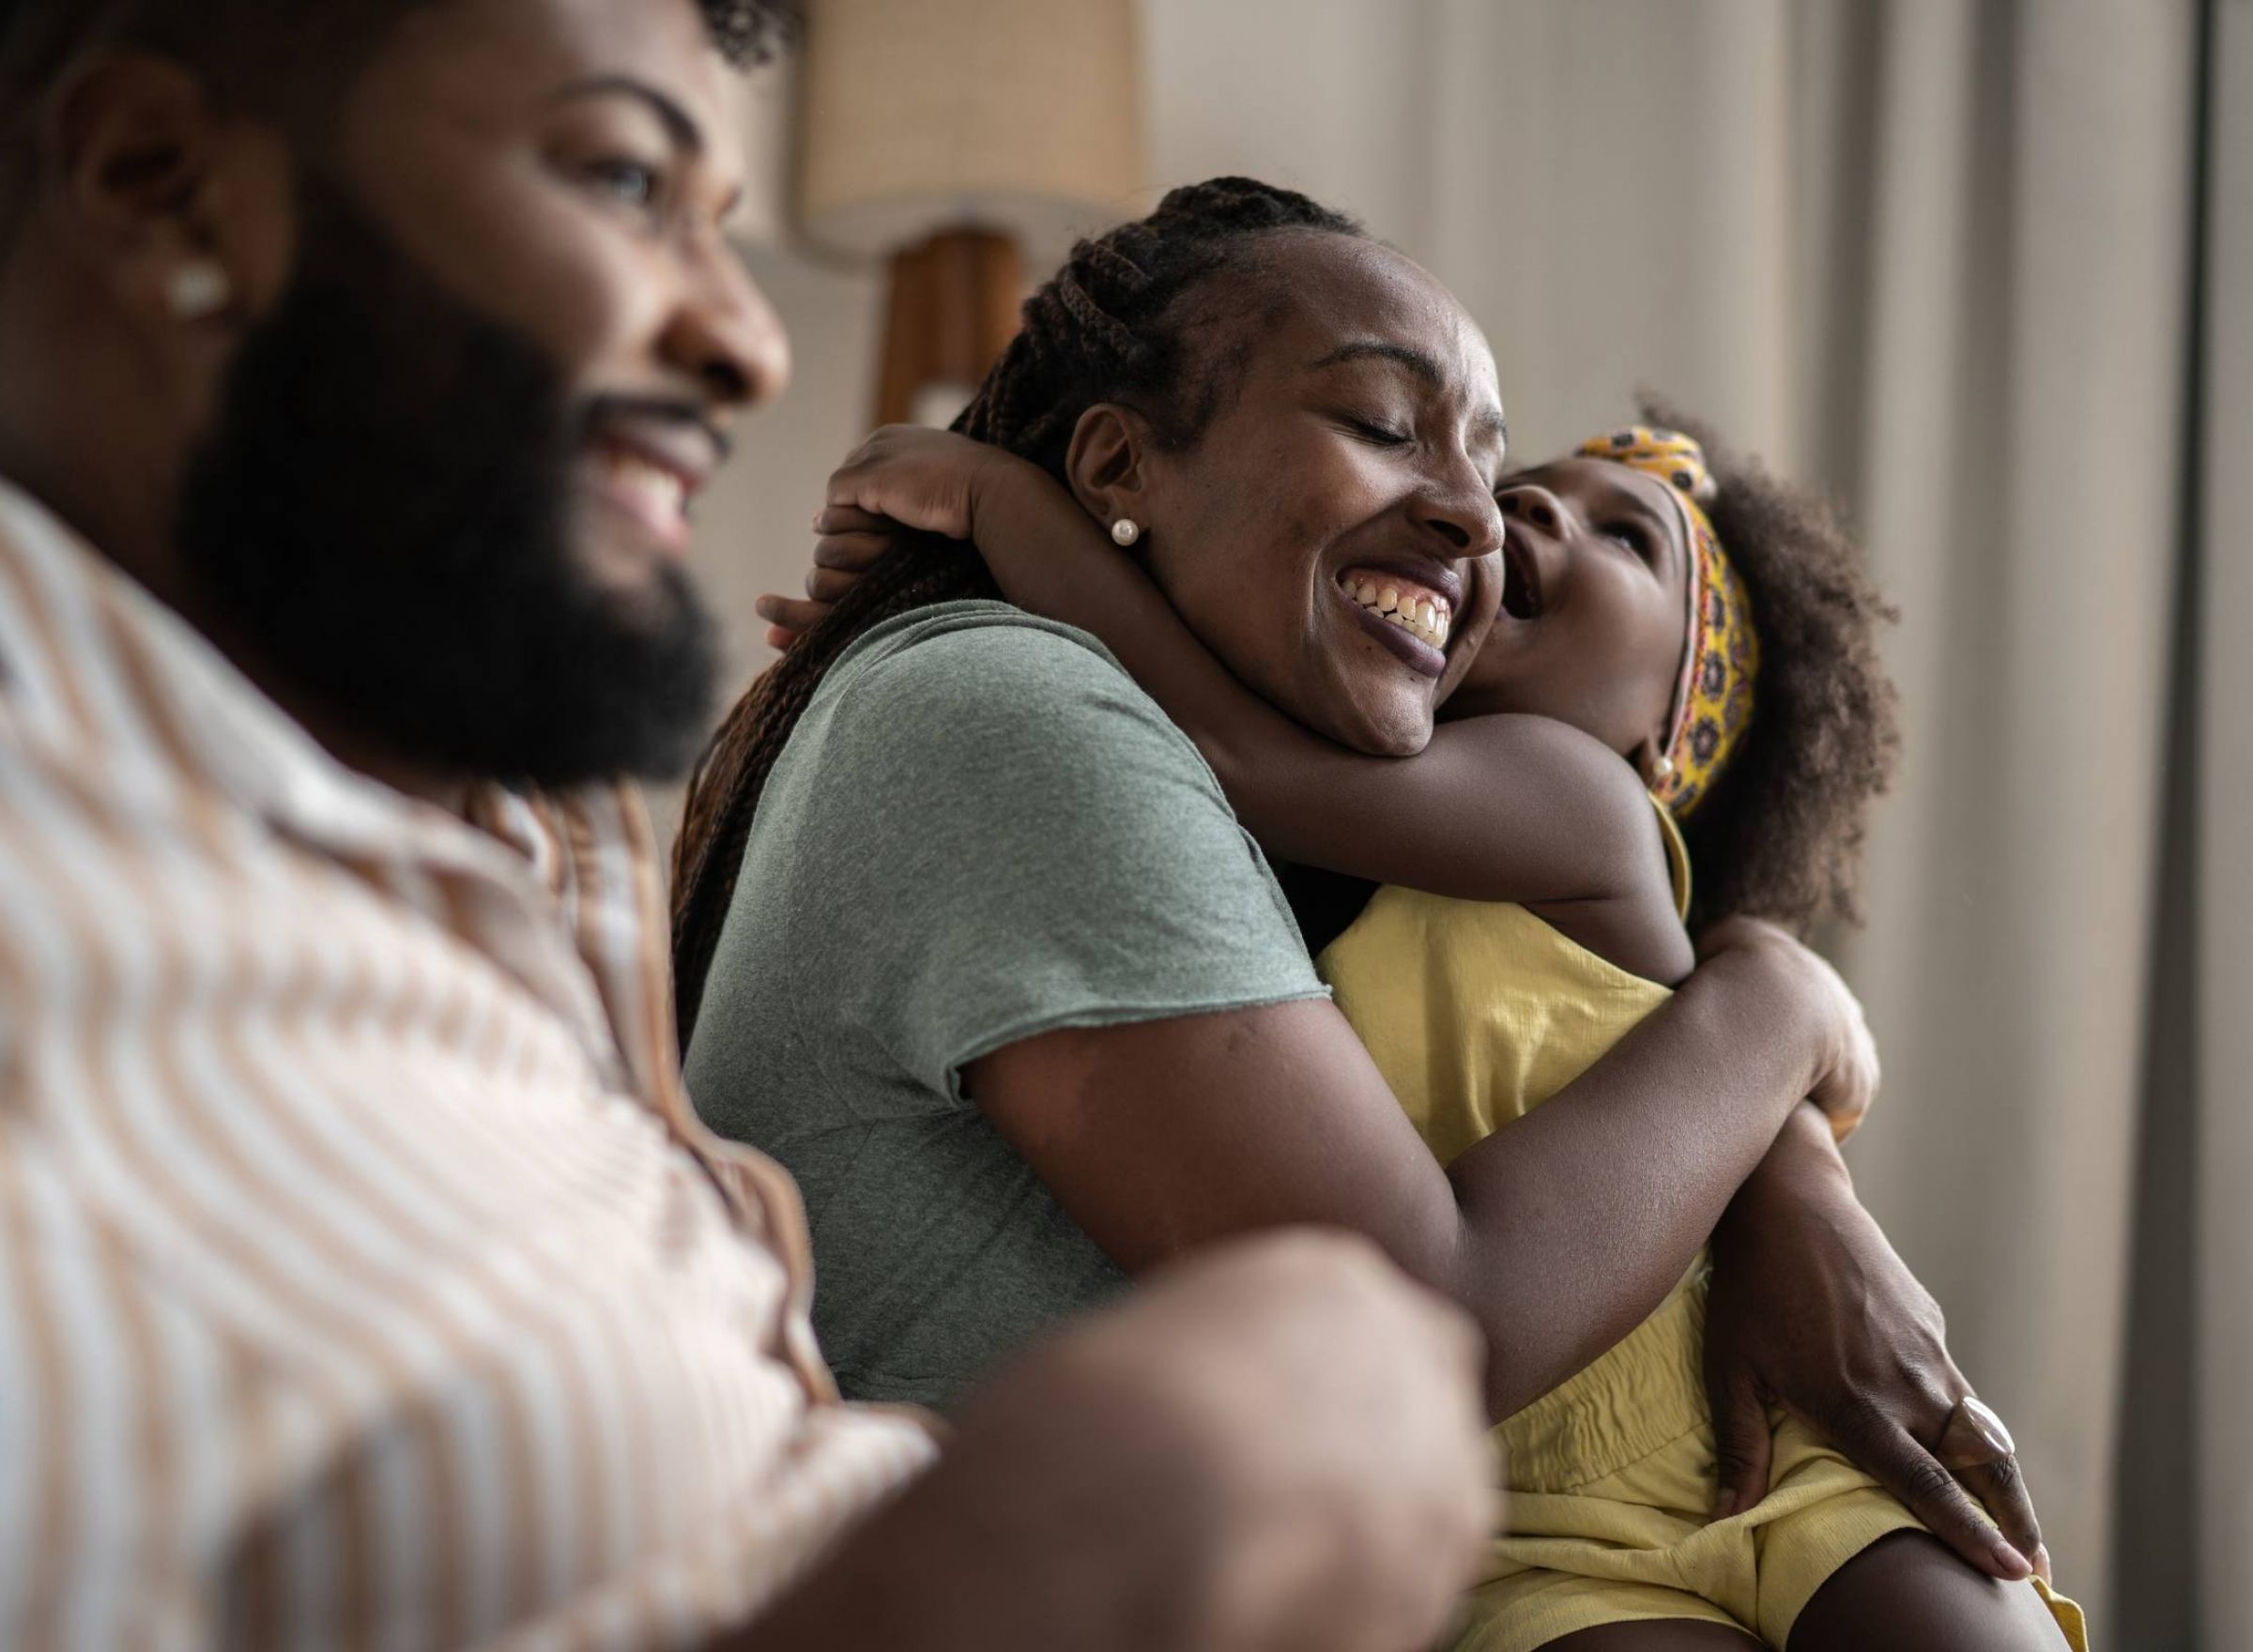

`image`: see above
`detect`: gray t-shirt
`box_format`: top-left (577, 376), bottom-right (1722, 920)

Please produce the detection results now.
top-left (686, 601), bottom-right (1326, 1408)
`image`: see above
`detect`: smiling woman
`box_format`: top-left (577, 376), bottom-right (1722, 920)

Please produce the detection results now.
top-left (668, 179), bottom-right (1890, 1458)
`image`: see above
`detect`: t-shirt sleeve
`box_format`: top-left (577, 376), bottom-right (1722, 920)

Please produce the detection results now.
top-left (777, 617), bottom-right (1326, 1103)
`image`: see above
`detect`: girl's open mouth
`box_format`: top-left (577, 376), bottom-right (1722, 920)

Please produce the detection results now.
top-left (1499, 537), bottom-right (1543, 620)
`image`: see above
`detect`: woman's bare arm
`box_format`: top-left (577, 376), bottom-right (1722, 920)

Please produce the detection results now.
top-left (965, 918), bottom-right (1873, 1422)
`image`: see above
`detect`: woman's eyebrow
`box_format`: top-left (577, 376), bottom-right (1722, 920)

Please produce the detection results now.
top-left (1309, 338), bottom-right (1442, 382)
top-left (548, 75), bottom-right (707, 157)
top-left (1306, 340), bottom-right (1509, 441)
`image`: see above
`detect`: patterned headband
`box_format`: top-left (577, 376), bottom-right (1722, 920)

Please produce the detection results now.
top-left (1575, 426), bottom-right (1759, 820)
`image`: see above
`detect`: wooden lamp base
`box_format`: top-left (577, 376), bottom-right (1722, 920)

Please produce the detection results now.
top-left (874, 227), bottom-right (1025, 427)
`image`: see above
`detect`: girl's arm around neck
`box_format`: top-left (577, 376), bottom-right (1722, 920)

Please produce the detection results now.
top-left (825, 426), bottom-right (1680, 964)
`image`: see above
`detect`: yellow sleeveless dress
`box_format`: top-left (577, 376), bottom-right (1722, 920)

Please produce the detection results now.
top-left (1317, 802), bottom-right (2088, 1651)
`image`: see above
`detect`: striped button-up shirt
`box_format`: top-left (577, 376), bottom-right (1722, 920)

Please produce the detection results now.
top-left (0, 479), bottom-right (936, 1650)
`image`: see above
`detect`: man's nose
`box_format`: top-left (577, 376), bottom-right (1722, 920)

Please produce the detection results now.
top-left (662, 252), bottom-right (791, 414)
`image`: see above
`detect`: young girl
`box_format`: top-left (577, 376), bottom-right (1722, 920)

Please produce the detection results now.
top-left (763, 413), bottom-right (2087, 1652)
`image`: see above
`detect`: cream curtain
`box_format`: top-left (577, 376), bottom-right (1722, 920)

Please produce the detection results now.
top-left (699, 0), bottom-right (2238, 1635)
top-left (2191, 2), bottom-right (2250, 1641)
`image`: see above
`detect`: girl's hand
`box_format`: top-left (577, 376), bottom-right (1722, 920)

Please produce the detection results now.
top-left (755, 503), bottom-right (897, 649)
top-left (1694, 915), bottom-right (1879, 1142)
top-left (1702, 1108), bottom-right (2049, 1583)
top-left (755, 425), bottom-right (1050, 650)
top-left (823, 423), bottom-right (1025, 542)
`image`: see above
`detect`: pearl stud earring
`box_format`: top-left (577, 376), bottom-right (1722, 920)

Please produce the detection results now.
top-left (164, 261), bottom-right (232, 321)
top-left (1652, 754), bottom-right (1677, 781)
top-left (1111, 518), bottom-right (1142, 548)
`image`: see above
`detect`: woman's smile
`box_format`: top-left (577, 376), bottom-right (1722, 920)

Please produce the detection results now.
top-left (1120, 235), bottom-right (1505, 757)
top-left (1337, 563), bottom-right (1457, 677)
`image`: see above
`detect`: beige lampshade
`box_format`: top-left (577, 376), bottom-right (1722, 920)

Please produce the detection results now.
top-left (797, 0), bottom-right (1147, 262)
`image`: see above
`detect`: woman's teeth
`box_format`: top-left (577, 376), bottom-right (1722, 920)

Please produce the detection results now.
top-left (1346, 576), bottom-right (1452, 649)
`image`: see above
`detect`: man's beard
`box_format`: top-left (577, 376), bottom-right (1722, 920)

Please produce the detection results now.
top-left (175, 179), bottom-right (722, 789)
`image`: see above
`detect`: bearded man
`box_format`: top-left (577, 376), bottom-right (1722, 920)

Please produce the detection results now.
top-left (0, 2), bottom-right (1494, 1645)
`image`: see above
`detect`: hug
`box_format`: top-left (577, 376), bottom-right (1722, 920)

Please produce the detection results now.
top-left (0, 0), bottom-right (2126, 1647)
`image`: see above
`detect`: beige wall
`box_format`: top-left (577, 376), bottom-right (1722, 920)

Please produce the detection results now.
top-left (694, 244), bottom-right (883, 704)
top-left (699, 0), bottom-right (1812, 699)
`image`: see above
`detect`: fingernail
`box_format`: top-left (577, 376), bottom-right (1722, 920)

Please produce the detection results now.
top-left (1991, 1538), bottom-right (2032, 1579)
top-left (2032, 1544), bottom-right (2053, 1583)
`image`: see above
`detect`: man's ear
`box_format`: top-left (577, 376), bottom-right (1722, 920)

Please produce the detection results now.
top-left (1064, 403), bottom-right (1158, 540)
top-left (44, 54), bottom-right (291, 330)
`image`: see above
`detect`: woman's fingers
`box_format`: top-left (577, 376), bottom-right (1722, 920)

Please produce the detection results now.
top-left (1833, 1414), bottom-right (2033, 1581)
top-left (1948, 1446), bottom-right (2046, 1581)
top-left (1704, 1360), bottom-right (1773, 1520)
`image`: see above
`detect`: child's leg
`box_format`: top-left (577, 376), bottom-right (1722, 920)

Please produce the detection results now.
top-left (1540, 1625), bottom-right (1763, 1651)
top-left (1786, 1532), bottom-right (2074, 1652)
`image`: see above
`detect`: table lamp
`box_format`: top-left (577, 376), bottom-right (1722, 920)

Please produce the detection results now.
top-left (797, 0), bottom-right (1148, 425)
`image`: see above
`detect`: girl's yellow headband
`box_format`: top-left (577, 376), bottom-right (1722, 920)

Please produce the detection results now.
top-left (1575, 426), bottom-right (1759, 819)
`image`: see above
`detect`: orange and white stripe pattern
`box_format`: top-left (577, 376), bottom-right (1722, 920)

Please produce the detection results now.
top-left (0, 478), bottom-right (935, 1650)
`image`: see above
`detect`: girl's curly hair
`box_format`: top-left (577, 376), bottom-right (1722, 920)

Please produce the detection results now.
top-left (1644, 397), bottom-right (1902, 935)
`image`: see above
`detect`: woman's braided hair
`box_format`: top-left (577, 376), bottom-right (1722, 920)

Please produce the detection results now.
top-left (670, 178), bottom-right (1365, 1040)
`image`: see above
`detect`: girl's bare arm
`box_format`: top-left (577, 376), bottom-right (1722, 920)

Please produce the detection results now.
top-left (818, 428), bottom-right (1685, 973)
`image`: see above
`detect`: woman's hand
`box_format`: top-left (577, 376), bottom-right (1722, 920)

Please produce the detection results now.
top-left (1702, 1105), bottom-right (2049, 1583)
top-left (1694, 915), bottom-right (1879, 1142)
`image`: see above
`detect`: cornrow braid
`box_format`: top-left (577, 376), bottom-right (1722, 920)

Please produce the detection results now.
top-left (671, 177), bottom-right (1365, 1042)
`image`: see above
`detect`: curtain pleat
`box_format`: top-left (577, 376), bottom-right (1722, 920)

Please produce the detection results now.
top-left (2194, 1), bottom-right (2252, 1644)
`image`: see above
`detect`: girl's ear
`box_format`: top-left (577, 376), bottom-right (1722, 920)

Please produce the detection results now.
top-left (1632, 734), bottom-right (1676, 789)
top-left (1064, 403), bottom-right (1156, 537)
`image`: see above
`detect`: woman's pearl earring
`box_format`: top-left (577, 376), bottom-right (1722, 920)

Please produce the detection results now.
top-left (1111, 518), bottom-right (1142, 548)
top-left (1651, 753), bottom-right (1677, 781)
top-left (164, 261), bottom-right (233, 321)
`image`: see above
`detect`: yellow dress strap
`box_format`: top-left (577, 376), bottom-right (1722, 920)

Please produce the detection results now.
top-left (1651, 792), bottom-right (1694, 923)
